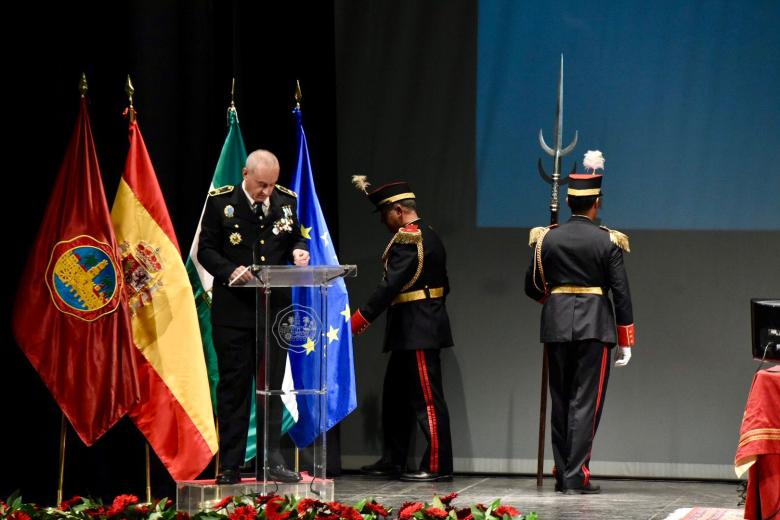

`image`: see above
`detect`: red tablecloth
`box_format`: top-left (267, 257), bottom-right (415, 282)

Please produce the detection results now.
top-left (735, 367), bottom-right (780, 520)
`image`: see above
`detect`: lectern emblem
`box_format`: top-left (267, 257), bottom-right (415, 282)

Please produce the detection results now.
top-left (272, 303), bottom-right (322, 354)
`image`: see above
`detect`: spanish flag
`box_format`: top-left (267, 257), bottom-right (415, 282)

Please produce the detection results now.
top-left (111, 110), bottom-right (217, 480)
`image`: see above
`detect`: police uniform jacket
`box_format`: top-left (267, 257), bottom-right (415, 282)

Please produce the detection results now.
top-left (524, 215), bottom-right (634, 345)
top-left (197, 184), bottom-right (307, 328)
top-left (359, 219), bottom-right (454, 352)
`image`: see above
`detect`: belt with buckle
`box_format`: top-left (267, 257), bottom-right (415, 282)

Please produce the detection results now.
top-left (391, 286), bottom-right (445, 305)
top-left (550, 285), bottom-right (603, 295)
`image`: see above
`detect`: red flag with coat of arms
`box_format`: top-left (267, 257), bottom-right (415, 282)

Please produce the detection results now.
top-left (12, 96), bottom-right (139, 445)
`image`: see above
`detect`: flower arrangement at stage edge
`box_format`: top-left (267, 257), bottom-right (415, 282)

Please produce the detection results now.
top-left (0, 492), bottom-right (533, 520)
top-left (397, 493), bottom-right (535, 520)
top-left (191, 494), bottom-right (391, 520)
top-left (0, 492), bottom-right (182, 520)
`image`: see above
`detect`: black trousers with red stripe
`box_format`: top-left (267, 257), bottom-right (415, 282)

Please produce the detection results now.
top-left (382, 349), bottom-right (453, 475)
top-left (547, 340), bottom-right (612, 489)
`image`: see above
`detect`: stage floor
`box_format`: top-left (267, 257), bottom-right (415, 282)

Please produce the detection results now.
top-left (333, 474), bottom-right (742, 520)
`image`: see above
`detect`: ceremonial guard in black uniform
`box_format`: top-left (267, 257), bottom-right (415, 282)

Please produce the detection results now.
top-left (198, 150), bottom-right (309, 484)
top-left (525, 152), bottom-right (635, 494)
top-left (350, 177), bottom-right (454, 482)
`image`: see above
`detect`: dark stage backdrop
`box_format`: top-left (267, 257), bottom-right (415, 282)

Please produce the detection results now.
top-left (2, 1), bottom-right (339, 503)
top-left (334, 0), bottom-right (780, 481)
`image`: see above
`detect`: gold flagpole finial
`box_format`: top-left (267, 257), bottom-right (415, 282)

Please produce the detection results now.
top-left (294, 79), bottom-right (302, 109)
top-left (125, 75), bottom-right (136, 123)
top-left (79, 73), bottom-right (88, 98)
top-left (227, 78), bottom-right (239, 125)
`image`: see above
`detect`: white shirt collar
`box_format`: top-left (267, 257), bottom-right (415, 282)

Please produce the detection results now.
top-left (241, 181), bottom-right (270, 213)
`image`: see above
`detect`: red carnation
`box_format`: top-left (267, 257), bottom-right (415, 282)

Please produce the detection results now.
top-left (364, 502), bottom-right (390, 516)
top-left (176, 512), bottom-right (191, 520)
top-left (455, 509), bottom-right (472, 520)
top-left (439, 493), bottom-right (458, 506)
top-left (297, 498), bottom-right (324, 513)
top-left (108, 494), bottom-right (140, 517)
top-left (493, 506), bottom-right (519, 518)
top-left (59, 496), bottom-right (83, 510)
top-left (423, 507), bottom-right (448, 519)
top-left (229, 504), bottom-right (257, 520)
top-left (265, 497), bottom-right (291, 520)
top-left (399, 503), bottom-right (424, 520)
top-left (7, 512), bottom-right (31, 520)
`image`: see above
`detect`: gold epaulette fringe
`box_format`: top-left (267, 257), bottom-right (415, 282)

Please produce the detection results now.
top-left (601, 226), bottom-right (631, 252)
top-left (275, 184), bottom-right (298, 198)
top-left (529, 226), bottom-right (550, 246)
top-left (394, 228), bottom-right (422, 245)
top-left (209, 185), bottom-right (234, 196)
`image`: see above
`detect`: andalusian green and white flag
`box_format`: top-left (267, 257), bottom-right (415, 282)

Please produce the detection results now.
top-left (185, 106), bottom-right (259, 461)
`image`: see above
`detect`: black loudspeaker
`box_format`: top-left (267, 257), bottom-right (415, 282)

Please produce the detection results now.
top-left (751, 299), bottom-right (780, 361)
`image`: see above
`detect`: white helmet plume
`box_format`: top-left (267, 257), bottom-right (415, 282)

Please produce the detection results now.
top-left (351, 174), bottom-right (371, 194)
top-left (583, 150), bottom-right (605, 173)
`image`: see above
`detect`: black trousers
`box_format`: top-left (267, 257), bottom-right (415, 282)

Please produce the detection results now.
top-left (213, 322), bottom-right (287, 471)
top-left (382, 349), bottom-right (453, 475)
top-left (547, 340), bottom-right (612, 489)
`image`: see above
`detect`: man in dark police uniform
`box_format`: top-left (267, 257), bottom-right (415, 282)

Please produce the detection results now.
top-left (525, 155), bottom-right (635, 495)
top-left (198, 149), bottom-right (309, 484)
top-left (350, 177), bottom-right (454, 482)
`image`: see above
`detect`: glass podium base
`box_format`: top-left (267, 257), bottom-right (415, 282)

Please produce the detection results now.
top-left (176, 474), bottom-right (334, 514)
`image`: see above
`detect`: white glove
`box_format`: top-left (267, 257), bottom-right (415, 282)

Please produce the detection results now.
top-left (614, 346), bottom-right (632, 367)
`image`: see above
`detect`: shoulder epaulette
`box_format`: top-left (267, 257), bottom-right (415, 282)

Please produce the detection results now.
top-left (600, 226), bottom-right (631, 252)
top-left (275, 184), bottom-right (297, 198)
top-left (208, 185), bottom-right (234, 196)
top-left (394, 223), bottom-right (422, 245)
top-left (528, 224), bottom-right (557, 246)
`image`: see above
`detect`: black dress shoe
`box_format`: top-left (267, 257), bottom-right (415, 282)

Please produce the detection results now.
top-left (360, 459), bottom-right (402, 477)
top-left (554, 482), bottom-right (564, 493)
top-left (399, 470), bottom-right (453, 482)
top-left (267, 464), bottom-right (302, 483)
top-left (216, 468), bottom-right (241, 485)
top-left (564, 483), bottom-right (601, 495)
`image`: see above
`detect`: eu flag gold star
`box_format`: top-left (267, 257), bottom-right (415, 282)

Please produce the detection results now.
top-left (340, 303), bottom-right (351, 322)
top-left (301, 225), bottom-right (312, 239)
top-left (303, 337), bottom-right (316, 355)
top-left (327, 325), bottom-right (339, 344)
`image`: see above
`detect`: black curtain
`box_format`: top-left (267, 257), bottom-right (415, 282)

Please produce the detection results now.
top-left (2, 0), bottom-right (338, 503)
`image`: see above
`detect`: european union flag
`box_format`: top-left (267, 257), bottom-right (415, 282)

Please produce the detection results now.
top-left (287, 105), bottom-right (357, 447)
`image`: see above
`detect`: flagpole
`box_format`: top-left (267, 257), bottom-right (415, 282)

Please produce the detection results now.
top-left (145, 444), bottom-right (152, 502)
top-left (214, 418), bottom-right (221, 479)
top-left (125, 74), bottom-right (151, 498)
top-left (57, 413), bottom-right (67, 505)
top-left (293, 79), bottom-right (302, 475)
top-left (57, 74), bottom-right (89, 506)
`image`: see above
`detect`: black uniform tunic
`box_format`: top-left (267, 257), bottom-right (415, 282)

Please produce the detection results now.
top-left (198, 184), bottom-right (307, 470)
top-left (525, 215), bottom-right (635, 490)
